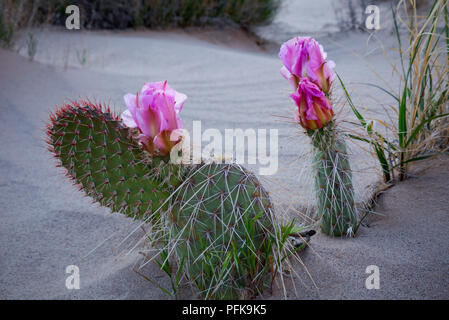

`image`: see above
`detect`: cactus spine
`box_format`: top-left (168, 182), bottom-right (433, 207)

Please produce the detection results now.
top-left (309, 123), bottom-right (358, 236)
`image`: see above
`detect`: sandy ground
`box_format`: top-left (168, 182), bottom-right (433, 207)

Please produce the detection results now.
top-left (254, 0), bottom-right (341, 41)
top-left (0, 27), bottom-right (447, 299)
top-left (278, 156), bottom-right (449, 299)
top-left (254, 0), bottom-right (394, 43)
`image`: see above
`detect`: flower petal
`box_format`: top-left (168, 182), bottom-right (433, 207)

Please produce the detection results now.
top-left (281, 66), bottom-right (298, 89)
top-left (174, 92), bottom-right (187, 113)
top-left (135, 94), bottom-right (162, 138)
top-left (121, 109), bottom-right (137, 128)
top-left (124, 93), bottom-right (138, 121)
top-left (125, 81), bottom-right (187, 155)
top-left (290, 78), bottom-right (333, 130)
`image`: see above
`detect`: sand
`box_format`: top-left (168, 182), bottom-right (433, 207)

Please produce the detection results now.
top-left (276, 156), bottom-right (449, 299)
top-left (372, 158), bottom-right (449, 299)
top-left (0, 27), bottom-right (447, 299)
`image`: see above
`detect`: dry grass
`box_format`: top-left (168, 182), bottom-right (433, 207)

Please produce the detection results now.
top-left (342, 0), bottom-right (449, 182)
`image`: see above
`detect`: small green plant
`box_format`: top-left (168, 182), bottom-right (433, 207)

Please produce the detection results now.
top-left (135, 248), bottom-right (185, 299)
top-left (26, 33), bottom-right (37, 61)
top-left (76, 48), bottom-right (87, 66)
top-left (343, 0), bottom-right (449, 182)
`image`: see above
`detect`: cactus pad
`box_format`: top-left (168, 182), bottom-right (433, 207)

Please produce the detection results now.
top-left (46, 101), bottom-right (181, 220)
top-left (166, 163), bottom-right (275, 299)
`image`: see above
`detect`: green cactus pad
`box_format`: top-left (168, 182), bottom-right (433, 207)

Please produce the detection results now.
top-left (166, 163), bottom-right (275, 299)
top-left (46, 100), bottom-right (182, 220)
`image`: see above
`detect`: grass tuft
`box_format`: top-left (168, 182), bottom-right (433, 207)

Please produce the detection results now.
top-left (344, 0), bottom-right (449, 182)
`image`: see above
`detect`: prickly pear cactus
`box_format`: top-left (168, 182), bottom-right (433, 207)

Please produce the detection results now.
top-left (166, 163), bottom-right (275, 299)
top-left (278, 35), bottom-right (360, 237)
top-left (46, 100), bottom-right (280, 299)
top-left (309, 123), bottom-right (358, 236)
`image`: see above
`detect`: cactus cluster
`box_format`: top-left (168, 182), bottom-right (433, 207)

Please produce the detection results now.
top-left (46, 34), bottom-right (361, 301)
top-left (47, 100), bottom-right (284, 299)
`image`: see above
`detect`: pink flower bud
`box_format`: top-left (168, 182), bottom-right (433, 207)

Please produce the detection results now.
top-left (291, 78), bottom-right (333, 130)
top-left (279, 36), bottom-right (335, 94)
top-left (121, 81), bottom-right (187, 156)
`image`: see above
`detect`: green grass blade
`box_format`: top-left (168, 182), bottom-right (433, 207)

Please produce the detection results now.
top-left (357, 82), bottom-right (400, 102)
top-left (445, 2), bottom-right (449, 62)
top-left (398, 86), bottom-right (408, 148)
top-left (176, 257), bottom-right (185, 287)
top-left (337, 74), bottom-right (367, 128)
top-left (135, 269), bottom-right (173, 297)
top-left (391, 154), bottom-right (438, 168)
top-left (392, 3), bottom-right (406, 78)
top-left (348, 134), bottom-right (391, 181)
top-left (340, 74), bottom-right (393, 181)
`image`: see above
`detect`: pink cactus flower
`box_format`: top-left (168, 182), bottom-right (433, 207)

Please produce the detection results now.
top-left (121, 81), bottom-right (187, 156)
top-left (279, 36), bottom-right (335, 94)
top-left (291, 78), bottom-right (333, 130)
